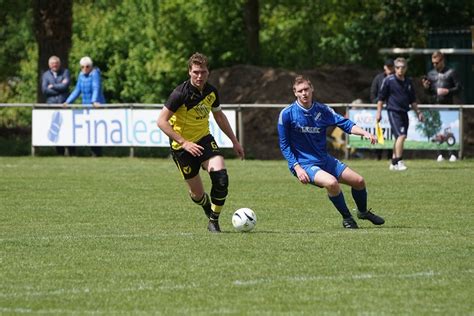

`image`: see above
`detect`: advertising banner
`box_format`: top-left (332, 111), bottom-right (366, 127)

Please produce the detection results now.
top-left (32, 109), bottom-right (236, 148)
top-left (348, 108), bottom-right (460, 150)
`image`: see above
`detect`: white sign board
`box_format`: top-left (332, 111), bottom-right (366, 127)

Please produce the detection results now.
top-left (32, 109), bottom-right (236, 148)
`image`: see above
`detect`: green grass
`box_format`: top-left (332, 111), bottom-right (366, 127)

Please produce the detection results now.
top-left (1, 157), bottom-right (473, 315)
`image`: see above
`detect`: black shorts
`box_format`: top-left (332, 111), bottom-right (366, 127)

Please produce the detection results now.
top-left (388, 110), bottom-right (409, 138)
top-left (171, 134), bottom-right (221, 179)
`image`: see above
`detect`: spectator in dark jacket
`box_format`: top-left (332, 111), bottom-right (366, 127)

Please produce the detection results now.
top-left (376, 57), bottom-right (424, 171)
top-left (370, 58), bottom-right (394, 103)
top-left (41, 56), bottom-right (70, 104)
top-left (370, 59), bottom-right (394, 160)
top-left (422, 51), bottom-right (462, 162)
top-left (41, 56), bottom-right (74, 156)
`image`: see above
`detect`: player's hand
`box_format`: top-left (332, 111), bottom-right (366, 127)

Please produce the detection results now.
top-left (92, 102), bottom-right (100, 107)
top-left (294, 165), bottom-right (310, 184)
top-left (375, 111), bottom-right (382, 123)
top-left (437, 87), bottom-right (449, 96)
top-left (366, 132), bottom-right (377, 145)
top-left (182, 141), bottom-right (204, 157)
top-left (233, 142), bottom-right (245, 160)
top-left (417, 111), bottom-right (425, 122)
top-left (422, 78), bottom-right (430, 89)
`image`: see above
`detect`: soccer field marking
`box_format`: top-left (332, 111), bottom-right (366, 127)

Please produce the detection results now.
top-left (0, 281), bottom-right (198, 299)
top-left (232, 269), bottom-right (473, 286)
top-left (0, 307), bottom-right (130, 314)
top-left (0, 232), bottom-right (195, 242)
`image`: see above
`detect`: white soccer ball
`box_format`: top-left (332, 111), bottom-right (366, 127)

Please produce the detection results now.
top-left (232, 208), bottom-right (257, 232)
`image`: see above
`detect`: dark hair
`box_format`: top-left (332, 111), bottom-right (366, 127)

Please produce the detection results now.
top-left (384, 58), bottom-right (394, 67)
top-left (188, 52), bottom-right (208, 70)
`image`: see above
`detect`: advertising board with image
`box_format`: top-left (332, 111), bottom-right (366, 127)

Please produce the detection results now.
top-left (348, 108), bottom-right (460, 150)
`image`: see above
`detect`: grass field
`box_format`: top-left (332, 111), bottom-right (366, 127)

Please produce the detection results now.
top-left (1, 157), bottom-right (473, 315)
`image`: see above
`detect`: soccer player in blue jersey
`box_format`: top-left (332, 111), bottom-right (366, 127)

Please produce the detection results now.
top-left (278, 75), bottom-right (385, 229)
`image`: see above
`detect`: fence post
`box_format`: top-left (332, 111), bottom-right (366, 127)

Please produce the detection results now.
top-left (31, 104), bottom-right (36, 156)
top-left (459, 106), bottom-right (463, 159)
top-left (129, 103), bottom-right (134, 158)
top-left (237, 105), bottom-right (244, 148)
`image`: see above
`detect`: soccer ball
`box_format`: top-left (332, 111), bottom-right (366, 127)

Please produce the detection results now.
top-left (232, 208), bottom-right (257, 232)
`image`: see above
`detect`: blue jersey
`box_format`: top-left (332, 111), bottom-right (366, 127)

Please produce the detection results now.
top-left (278, 100), bottom-right (354, 171)
top-left (378, 74), bottom-right (416, 112)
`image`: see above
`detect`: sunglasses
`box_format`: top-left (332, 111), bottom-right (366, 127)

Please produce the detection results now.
top-left (81, 65), bottom-right (91, 69)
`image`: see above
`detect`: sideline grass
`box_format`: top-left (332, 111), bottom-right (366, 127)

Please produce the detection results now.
top-left (1, 157), bottom-right (473, 314)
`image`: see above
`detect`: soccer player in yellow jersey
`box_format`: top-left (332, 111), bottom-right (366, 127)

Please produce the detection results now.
top-left (157, 53), bottom-right (245, 232)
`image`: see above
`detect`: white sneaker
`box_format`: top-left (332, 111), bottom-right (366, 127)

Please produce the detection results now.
top-left (449, 154), bottom-right (457, 162)
top-left (389, 164), bottom-right (397, 171)
top-left (397, 160), bottom-right (407, 171)
top-left (437, 154), bottom-right (444, 162)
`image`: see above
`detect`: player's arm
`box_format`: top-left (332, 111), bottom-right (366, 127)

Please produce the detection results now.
top-left (411, 102), bottom-right (424, 122)
top-left (449, 70), bottom-right (462, 96)
top-left (376, 100), bottom-right (384, 122)
top-left (350, 125), bottom-right (376, 145)
top-left (212, 109), bottom-right (245, 159)
top-left (157, 106), bottom-right (204, 157)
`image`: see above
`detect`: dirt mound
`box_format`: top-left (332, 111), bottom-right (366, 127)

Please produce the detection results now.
top-left (208, 64), bottom-right (378, 159)
top-left (209, 64), bottom-right (378, 104)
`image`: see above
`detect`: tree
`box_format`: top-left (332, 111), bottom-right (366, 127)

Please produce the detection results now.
top-left (243, 0), bottom-right (260, 64)
top-left (33, 0), bottom-right (72, 103)
top-left (416, 110), bottom-right (442, 141)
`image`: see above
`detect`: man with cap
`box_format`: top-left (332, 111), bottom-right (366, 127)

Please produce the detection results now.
top-left (370, 58), bottom-right (394, 103)
top-left (370, 59), bottom-right (394, 160)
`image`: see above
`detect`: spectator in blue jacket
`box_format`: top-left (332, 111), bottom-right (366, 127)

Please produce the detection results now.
top-left (65, 56), bottom-right (105, 106)
top-left (65, 56), bottom-right (106, 156)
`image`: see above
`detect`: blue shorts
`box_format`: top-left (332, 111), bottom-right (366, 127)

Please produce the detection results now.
top-left (293, 156), bottom-right (347, 187)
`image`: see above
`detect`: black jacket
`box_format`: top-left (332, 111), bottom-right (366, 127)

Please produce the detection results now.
top-left (424, 67), bottom-right (462, 104)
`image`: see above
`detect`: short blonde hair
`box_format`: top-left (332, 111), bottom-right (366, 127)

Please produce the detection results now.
top-left (293, 75), bottom-right (313, 90)
top-left (79, 56), bottom-right (93, 67)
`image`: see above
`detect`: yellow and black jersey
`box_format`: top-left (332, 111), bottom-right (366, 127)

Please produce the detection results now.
top-left (165, 80), bottom-right (221, 150)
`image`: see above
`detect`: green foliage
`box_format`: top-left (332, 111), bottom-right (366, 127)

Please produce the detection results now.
top-left (0, 0), bottom-right (36, 118)
top-left (0, 44), bottom-right (37, 128)
top-left (1, 158), bottom-right (473, 313)
top-left (1, 0), bottom-right (472, 109)
top-left (66, 0), bottom-right (249, 103)
top-left (0, 0), bottom-right (33, 81)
